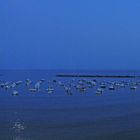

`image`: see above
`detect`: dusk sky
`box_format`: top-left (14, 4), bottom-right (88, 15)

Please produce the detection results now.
top-left (1, 0), bottom-right (140, 70)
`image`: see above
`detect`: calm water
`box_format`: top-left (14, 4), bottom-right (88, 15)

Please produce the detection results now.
top-left (1, 70), bottom-right (140, 140)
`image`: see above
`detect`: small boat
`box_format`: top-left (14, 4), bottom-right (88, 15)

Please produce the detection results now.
top-left (35, 81), bottom-right (43, 90)
top-left (0, 83), bottom-right (5, 88)
top-left (64, 86), bottom-right (72, 95)
top-left (79, 87), bottom-right (86, 92)
top-left (46, 87), bottom-right (54, 94)
top-left (11, 82), bottom-right (16, 88)
top-left (100, 84), bottom-right (106, 88)
top-left (90, 81), bottom-right (96, 86)
top-left (15, 81), bottom-right (23, 85)
top-left (29, 88), bottom-right (37, 92)
top-left (58, 81), bottom-right (64, 86)
top-left (109, 85), bottom-right (115, 90)
top-left (12, 90), bottom-right (19, 96)
top-left (5, 85), bottom-right (11, 90)
top-left (96, 91), bottom-right (102, 96)
top-left (1, 82), bottom-right (11, 88)
top-left (97, 88), bottom-right (104, 93)
top-left (88, 84), bottom-right (93, 88)
top-left (40, 79), bottom-right (45, 82)
top-left (120, 83), bottom-right (125, 88)
top-left (25, 79), bottom-right (32, 86)
top-left (78, 80), bottom-right (83, 85)
top-left (130, 86), bottom-right (137, 90)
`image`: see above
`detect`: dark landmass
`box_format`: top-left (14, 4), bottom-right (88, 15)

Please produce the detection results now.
top-left (56, 74), bottom-right (140, 78)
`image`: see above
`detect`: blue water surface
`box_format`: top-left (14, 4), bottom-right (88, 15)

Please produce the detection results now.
top-left (0, 70), bottom-right (140, 140)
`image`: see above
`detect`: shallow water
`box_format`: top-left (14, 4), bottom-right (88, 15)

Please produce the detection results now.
top-left (1, 70), bottom-right (140, 140)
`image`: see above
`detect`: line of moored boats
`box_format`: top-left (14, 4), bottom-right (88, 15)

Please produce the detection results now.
top-left (0, 78), bottom-right (139, 96)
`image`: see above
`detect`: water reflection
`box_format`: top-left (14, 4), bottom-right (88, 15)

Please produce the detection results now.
top-left (12, 136), bottom-right (31, 140)
top-left (11, 112), bottom-right (31, 140)
top-left (12, 119), bottom-right (25, 133)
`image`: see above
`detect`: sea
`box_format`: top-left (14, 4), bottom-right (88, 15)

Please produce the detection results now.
top-left (1, 70), bottom-right (140, 140)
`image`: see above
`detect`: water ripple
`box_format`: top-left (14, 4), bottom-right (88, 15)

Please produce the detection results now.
top-left (12, 120), bottom-right (26, 132)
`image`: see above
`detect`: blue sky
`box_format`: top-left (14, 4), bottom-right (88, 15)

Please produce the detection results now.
top-left (1, 0), bottom-right (140, 69)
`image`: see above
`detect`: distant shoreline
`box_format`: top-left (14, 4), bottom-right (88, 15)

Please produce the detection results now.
top-left (56, 74), bottom-right (140, 78)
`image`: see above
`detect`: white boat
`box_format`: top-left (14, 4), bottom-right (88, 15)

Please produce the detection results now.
top-left (12, 90), bottom-right (19, 96)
